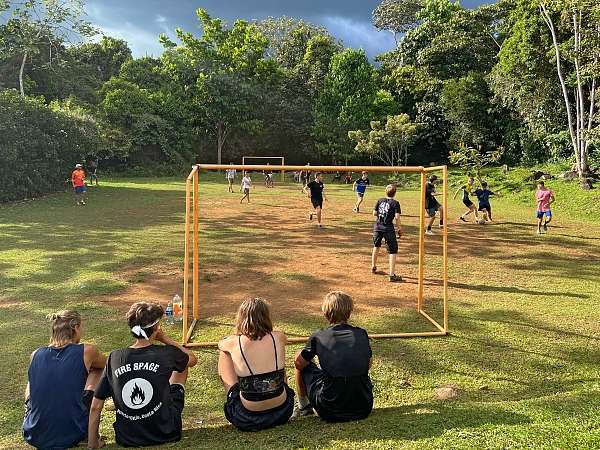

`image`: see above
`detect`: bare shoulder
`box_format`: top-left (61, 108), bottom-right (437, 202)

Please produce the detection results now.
top-left (83, 343), bottom-right (99, 355)
top-left (272, 330), bottom-right (287, 344)
top-left (218, 335), bottom-right (236, 352)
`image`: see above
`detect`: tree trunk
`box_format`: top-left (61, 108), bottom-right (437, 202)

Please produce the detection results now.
top-left (19, 51), bottom-right (28, 97)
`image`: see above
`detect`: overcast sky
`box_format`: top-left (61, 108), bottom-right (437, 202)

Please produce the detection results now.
top-left (86, 0), bottom-right (494, 59)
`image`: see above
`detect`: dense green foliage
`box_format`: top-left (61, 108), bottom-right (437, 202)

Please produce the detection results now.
top-left (1, 0), bottom-right (599, 202)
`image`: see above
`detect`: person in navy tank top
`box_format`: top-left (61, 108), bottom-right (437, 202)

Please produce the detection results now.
top-left (23, 310), bottom-right (106, 450)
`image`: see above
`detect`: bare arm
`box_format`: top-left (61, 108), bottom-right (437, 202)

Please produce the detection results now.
top-left (453, 186), bottom-right (462, 199)
top-left (294, 352), bottom-right (310, 371)
top-left (395, 213), bottom-right (403, 236)
top-left (155, 329), bottom-right (198, 367)
top-left (87, 398), bottom-right (105, 449)
top-left (84, 344), bottom-right (107, 371)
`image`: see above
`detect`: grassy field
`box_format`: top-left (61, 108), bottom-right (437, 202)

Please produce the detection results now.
top-left (1, 172), bottom-right (600, 449)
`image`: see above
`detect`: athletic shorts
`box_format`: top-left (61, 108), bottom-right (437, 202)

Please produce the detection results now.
top-left (426, 203), bottom-right (440, 217)
top-left (537, 210), bottom-right (552, 219)
top-left (463, 198), bottom-right (474, 208)
top-left (243, 188), bottom-right (250, 194)
top-left (357, 192), bottom-right (365, 198)
top-left (74, 186), bottom-right (86, 194)
top-left (373, 230), bottom-right (398, 254)
top-left (478, 204), bottom-right (491, 212)
top-left (224, 383), bottom-right (294, 432)
top-left (169, 383), bottom-right (185, 434)
top-left (311, 197), bottom-right (323, 209)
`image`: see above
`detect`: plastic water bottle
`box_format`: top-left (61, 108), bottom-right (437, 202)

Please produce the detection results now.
top-left (173, 294), bottom-right (183, 322)
top-left (165, 300), bottom-right (174, 325)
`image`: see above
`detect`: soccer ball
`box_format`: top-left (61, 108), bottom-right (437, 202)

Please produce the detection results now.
top-left (476, 218), bottom-right (486, 225)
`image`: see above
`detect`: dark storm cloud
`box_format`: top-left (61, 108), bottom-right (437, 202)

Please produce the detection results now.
top-left (86, 0), bottom-right (494, 58)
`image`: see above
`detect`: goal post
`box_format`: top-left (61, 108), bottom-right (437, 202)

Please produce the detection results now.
top-left (241, 156), bottom-right (285, 182)
top-left (182, 164), bottom-right (449, 347)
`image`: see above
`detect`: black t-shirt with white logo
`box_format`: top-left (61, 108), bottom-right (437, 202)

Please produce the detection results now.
top-left (94, 345), bottom-right (189, 447)
top-left (374, 198), bottom-right (401, 233)
top-left (307, 180), bottom-right (324, 199)
top-left (301, 323), bottom-right (373, 421)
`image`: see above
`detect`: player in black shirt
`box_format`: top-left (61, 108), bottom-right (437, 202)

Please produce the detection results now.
top-left (425, 175), bottom-right (444, 235)
top-left (372, 184), bottom-right (403, 282)
top-left (87, 302), bottom-right (198, 449)
top-left (293, 291), bottom-right (373, 422)
top-left (303, 172), bottom-right (327, 227)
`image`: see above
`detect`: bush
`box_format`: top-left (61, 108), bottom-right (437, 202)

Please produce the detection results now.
top-left (0, 89), bottom-right (106, 202)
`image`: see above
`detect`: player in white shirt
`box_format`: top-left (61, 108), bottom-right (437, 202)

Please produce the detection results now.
top-left (240, 172), bottom-right (252, 204)
top-left (226, 163), bottom-right (236, 193)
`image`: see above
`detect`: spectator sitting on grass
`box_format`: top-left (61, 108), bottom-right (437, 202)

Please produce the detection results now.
top-left (218, 297), bottom-right (295, 432)
top-left (293, 291), bottom-right (373, 422)
top-left (23, 310), bottom-right (106, 450)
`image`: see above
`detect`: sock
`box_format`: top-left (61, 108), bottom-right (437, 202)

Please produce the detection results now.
top-left (298, 395), bottom-right (310, 409)
top-left (427, 225), bottom-right (432, 231)
top-left (440, 219), bottom-right (444, 226)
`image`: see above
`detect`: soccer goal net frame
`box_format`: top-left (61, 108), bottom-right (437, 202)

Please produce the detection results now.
top-left (181, 164), bottom-right (449, 347)
top-left (241, 156), bottom-right (285, 182)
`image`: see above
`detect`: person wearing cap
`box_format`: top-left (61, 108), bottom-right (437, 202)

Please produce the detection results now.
top-left (71, 164), bottom-right (87, 205)
top-left (87, 302), bottom-right (197, 448)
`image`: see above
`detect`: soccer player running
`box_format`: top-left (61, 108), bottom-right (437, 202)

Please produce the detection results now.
top-left (425, 175), bottom-right (444, 235)
top-left (71, 163), bottom-right (87, 206)
top-left (303, 172), bottom-right (326, 227)
top-left (226, 163), bottom-right (236, 193)
top-left (240, 172), bottom-right (252, 204)
top-left (352, 171), bottom-right (370, 213)
top-left (371, 184), bottom-right (403, 282)
top-left (473, 182), bottom-right (496, 222)
top-left (535, 180), bottom-right (555, 234)
top-left (453, 176), bottom-right (478, 222)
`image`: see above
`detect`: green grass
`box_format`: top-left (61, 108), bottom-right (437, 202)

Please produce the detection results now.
top-left (1, 173), bottom-right (600, 449)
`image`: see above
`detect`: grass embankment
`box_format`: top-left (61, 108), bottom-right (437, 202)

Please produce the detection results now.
top-left (0, 173), bottom-right (599, 449)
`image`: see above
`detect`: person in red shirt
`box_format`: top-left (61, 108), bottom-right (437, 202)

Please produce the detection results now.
top-left (71, 164), bottom-right (86, 205)
top-left (535, 181), bottom-right (555, 234)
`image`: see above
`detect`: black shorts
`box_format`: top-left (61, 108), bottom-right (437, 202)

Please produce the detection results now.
top-left (426, 203), bottom-right (440, 217)
top-left (170, 383), bottom-right (185, 435)
top-left (224, 383), bottom-right (294, 432)
top-left (357, 192), bottom-right (365, 198)
top-left (373, 230), bottom-right (398, 254)
top-left (311, 197), bottom-right (323, 209)
top-left (478, 204), bottom-right (491, 212)
top-left (463, 198), bottom-right (474, 208)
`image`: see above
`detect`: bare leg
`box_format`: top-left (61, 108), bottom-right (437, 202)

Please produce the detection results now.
top-left (388, 253), bottom-right (397, 276)
top-left (427, 215), bottom-right (436, 229)
top-left (438, 206), bottom-right (444, 227)
top-left (294, 351), bottom-right (307, 398)
top-left (217, 352), bottom-right (237, 393)
top-left (170, 367), bottom-right (189, 387)
top-left (537, 217), bottom-right (543, 232)
top-left (316, 206), bottom-right (322, 225)
top-left (371, 247), bottom-right (380, 270)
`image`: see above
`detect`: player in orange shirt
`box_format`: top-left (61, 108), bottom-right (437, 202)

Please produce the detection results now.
top-left (71, 164), bottom-right (87, 205)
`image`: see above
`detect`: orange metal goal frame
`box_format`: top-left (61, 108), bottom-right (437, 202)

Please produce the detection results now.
top-left (241, 156), bottom-right (285, 182)
top-left (182, 164), bottom-right (449, 347)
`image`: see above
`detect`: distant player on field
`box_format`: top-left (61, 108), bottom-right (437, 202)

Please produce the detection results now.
top-left (425, 175), bottom-right (443, 235)
top-left (535, 181), bottom-right (555, 234)
top-left (473, 182), bottom-right (496, 222)
top-left (226, 163), bottom-right (236, 193)
top-left (240, 172), bottom-right (252, 204)
top-left (453, 176), bottom-right (477, 222)
top-left (303, 172), bottom-right (326, 227)
top-left (371, 184), bottom-right (403, 282)
top-left (352, 171), bottom-right (370, 213)
top-left (71, 164), bottom-right (87, 206)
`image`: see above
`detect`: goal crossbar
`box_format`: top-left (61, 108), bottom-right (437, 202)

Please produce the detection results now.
top-left (241, 157), bottom-right (285, 181)
top-left (182, 164), bottom-right (449, 347)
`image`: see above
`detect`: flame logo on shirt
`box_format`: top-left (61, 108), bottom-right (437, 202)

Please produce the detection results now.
top-left (130, 383), bottom-right (145, 405)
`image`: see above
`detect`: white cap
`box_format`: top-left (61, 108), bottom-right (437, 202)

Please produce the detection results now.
top-left (75, 164), bottom-right (83, 168)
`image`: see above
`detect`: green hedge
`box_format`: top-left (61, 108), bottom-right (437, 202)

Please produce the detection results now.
top-left (0, 90), bottom-right (104, 202)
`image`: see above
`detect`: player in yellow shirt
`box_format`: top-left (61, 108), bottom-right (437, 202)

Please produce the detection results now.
top-left (453, 176), bottom-right (478, 222)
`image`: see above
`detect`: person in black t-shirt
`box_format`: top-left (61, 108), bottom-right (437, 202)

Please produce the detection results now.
top-left (302, 172), bottom-right (327, 227)
top-left (87, 302), bottom-right (198, 449)
top-left (372, 184), bottom-right (403, 282)
top-left (293, 291), bottom-right (373, 422)
top-left (425, 175), bottom-right (444, 235)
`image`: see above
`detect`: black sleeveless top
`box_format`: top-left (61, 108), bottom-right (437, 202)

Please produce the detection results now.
top-left (238, 333), bottom-right (285, 402)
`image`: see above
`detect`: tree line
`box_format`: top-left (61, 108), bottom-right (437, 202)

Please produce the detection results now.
top-left (1, 0), bottom-right (598, 201)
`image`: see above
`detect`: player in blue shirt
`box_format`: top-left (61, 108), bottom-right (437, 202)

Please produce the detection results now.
top-left (352, 171), bottom-right (370, 213)
top-left (473, 182), bottom-right (496, 221)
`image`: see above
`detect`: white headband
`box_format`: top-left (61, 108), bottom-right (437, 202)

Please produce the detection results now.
top-left (131, 319), bottom-right (160, 339)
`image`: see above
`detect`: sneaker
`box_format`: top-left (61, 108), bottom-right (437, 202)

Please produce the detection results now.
top-left (356, 207), bottom-right (360, 213)
top-left (371, 266), bottom-right (377, 274)
top-left (353, 207), bottom-right (357, 213)
top-left (389, 274), bottom-right (403, 282)
top-left (459, 216), bottom-right (467, 222)
top-left (537, 229), bottom-right (544, 234)
top-left (309, 213), bottom-right (313, 221)
top-left (292, 405), bottom-right (314, 418)
top-left (543, 222), bottom-right (548, 232)
top-left (425, 229), bottom-right (434, 235)
top-left (81, 201), bottom-right (86, 206)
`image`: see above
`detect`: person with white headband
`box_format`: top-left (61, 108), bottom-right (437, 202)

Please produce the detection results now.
top-left (87, 302), bottom-right (197, 448)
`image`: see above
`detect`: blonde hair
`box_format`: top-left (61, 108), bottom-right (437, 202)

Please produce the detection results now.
top-left (235, 298), bottom-right (273, 340)
top-left (47, 310), bottom-right (81, 347)
top-left (322, 291), bottom-right (353, 324)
